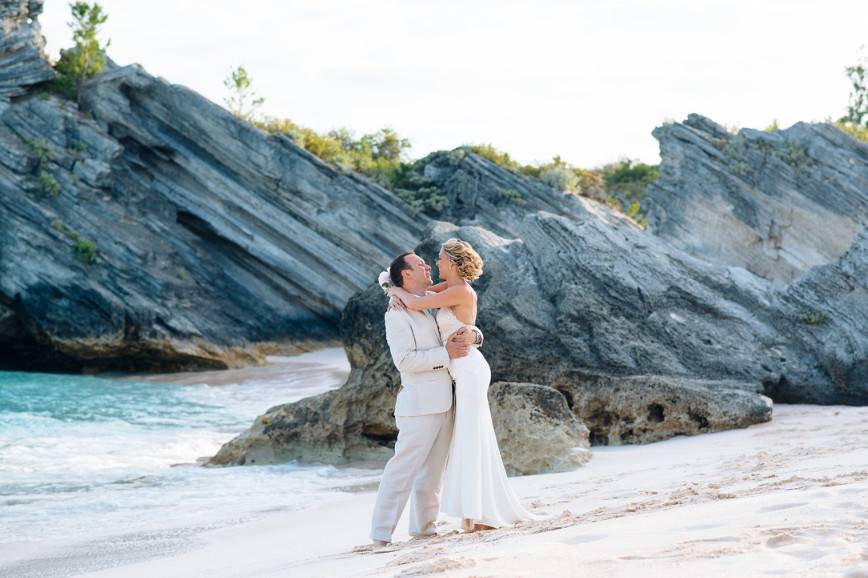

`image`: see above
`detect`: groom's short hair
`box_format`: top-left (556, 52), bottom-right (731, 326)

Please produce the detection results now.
top-left (389, 251), bottom-right (414, 288)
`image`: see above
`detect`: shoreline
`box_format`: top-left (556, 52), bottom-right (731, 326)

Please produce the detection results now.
top-left (3, 404), bottom-right (864, 577)
top-left (111, 347), bottom-right (349, 387)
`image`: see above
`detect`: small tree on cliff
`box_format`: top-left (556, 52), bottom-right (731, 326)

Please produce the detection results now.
top-left (841, 57), bottom-right (867, 127)
top-left (223, 66), bottom-right (265, 121)
top-left (50, 2), bottom-right (111, 106)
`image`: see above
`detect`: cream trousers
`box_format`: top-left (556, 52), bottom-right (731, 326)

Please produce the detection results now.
top-left (370, 408), bottom-right (454, 542)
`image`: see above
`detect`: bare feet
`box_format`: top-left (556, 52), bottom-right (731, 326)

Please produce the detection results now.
top-left (372, 539), bottom-right (390, 547)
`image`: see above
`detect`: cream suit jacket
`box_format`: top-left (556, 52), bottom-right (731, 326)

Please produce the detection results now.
top-left (384, 308), bottom-right (454, 417)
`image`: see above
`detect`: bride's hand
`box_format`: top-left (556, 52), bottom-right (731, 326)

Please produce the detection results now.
top-left (450, 327), bottom-right (476, 346)
top-left (388, 295), bottom-right (406, 312)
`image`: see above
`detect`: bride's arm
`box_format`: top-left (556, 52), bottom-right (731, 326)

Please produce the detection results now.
top-left (388, 285), bottom-right (470, 311)
top-left (428, 281), bottom-right (449, 293)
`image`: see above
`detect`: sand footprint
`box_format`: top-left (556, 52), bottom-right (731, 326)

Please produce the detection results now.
top-left (764, 532), bottom-right (804, 549)
top-left (758, 502), bottom-right (807, 512)
top-left (395, 557), bottom-right (475, 577)
top-left (559, 533), bottom-right (608, 545)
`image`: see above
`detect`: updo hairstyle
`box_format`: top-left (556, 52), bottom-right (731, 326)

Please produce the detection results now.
top-left (442, 238), bottom-right (483, 282)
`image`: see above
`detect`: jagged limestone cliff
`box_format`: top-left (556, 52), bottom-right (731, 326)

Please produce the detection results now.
top-left (646, 114), bottom-right (868, 283)
top-left (1, 2), bottom-right (423, 371)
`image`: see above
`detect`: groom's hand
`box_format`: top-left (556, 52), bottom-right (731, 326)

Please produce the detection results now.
top-left (446, 334), bottom-right (470, 358)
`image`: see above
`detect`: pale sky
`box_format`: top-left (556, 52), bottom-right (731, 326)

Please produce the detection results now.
top-left (39, 0), bottom-right (866, 168)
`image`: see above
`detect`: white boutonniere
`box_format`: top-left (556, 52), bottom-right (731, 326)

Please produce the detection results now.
top-left (378, 270), bottom-right (393, 295)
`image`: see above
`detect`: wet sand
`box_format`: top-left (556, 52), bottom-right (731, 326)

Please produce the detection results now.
top-left (115, 348), bottom-right (349, 387)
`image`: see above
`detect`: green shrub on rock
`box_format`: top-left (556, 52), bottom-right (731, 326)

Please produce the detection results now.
top-left (25, 138), bottom-right (60, 197)
top-left (834, 121), bottom-right (868, 142)
top-left (781, 140), bottom-right (813, 170)
top-left (467, 144), bottom-right (522, 172)
top-left (51, 219), bottom-right (98, 264)
top-left (256, 116), bottom-right (412, 191)
top-left (602, 159), bottom-right (659, 199)
top-left (38, 170), bottom-right (61, 197)
top-left (500, 188), bottom-right (525, 205)
top-left (539, 162), bottom-right (579, 193)
top-left (74, 239), bottom-right (98, 264)
top-left (801, 310), bottom-right (829, 326)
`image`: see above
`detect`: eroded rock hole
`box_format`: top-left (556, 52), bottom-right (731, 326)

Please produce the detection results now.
top-left (361, 424), bottom-right (398, 446)
top-left (688, 409), bottom-right (709, 429)
top-left (647, 403), bottom-right (665, 423)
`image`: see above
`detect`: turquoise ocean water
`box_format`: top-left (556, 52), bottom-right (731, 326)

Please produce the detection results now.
top-left (0, 349), bottom-right (376, 546)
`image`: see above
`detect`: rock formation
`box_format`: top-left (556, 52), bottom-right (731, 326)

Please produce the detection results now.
top-left (488, 381), bottom-right (592, 475)
top-left (0, 0), bottom-right (54, 101)
top-left (554, 374), bottom-right (772, 445)
top-left (0, 7), bottom-right (424, 371)
top-left (209, 378), bottom-right (593, 476)
top-left (397, 147), bottom-right (595, 238)
top-left (645, 114), bottom-right (868, 283)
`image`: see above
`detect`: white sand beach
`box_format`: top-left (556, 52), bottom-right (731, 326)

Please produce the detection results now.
top-left (69, 403), bottom-right (868, 578)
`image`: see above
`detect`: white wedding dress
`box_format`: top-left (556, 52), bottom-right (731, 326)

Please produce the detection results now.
top-left (436, 306), bottom-right (538, 528)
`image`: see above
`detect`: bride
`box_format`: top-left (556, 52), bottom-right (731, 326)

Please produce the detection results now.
top-left (388, 238), bottom-right (537, 532)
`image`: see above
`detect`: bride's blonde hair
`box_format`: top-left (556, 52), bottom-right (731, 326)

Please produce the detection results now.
top-left (442, 238), bottom-right (483, 282)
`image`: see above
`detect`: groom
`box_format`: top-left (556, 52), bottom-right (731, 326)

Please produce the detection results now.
top-left (370, 251), bottom-right (483, 545)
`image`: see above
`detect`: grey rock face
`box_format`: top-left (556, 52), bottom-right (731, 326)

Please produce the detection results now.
top-left (406, 148), bottom-right (596, 237)
top-left (766, 226), bottom-right (868, 403)
top-left (646, 114), bottom-right (868, 283)
top-left (0, 61), bottom-right (423, 371)
top-left (0, 0), bottom-right (54, 101)
top-left (553, 374), bottom-right (772, 445)
top-left (464, 214), bottom-right (867, 405)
